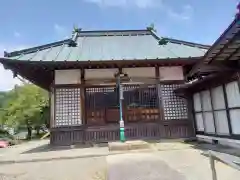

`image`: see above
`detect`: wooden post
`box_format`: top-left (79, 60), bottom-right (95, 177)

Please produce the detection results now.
top-left (155, 66), bottom-right (164, 121)
top-left (81, 69), bottom-right (86, 125)
top-left (50, 86), bottom-right (55, 128)
top-left (209, 151), bottom-right (217, 180)
top-left (187, 94), bottom-right (197, 136)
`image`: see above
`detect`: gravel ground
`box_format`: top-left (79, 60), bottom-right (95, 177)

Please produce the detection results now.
top-left (0, 157), bottom-right (106, 180)
top-left (1, 140), bottom-right (240, 180)
top-left (107, 149), bottom-right (240, 180)
top-left (107, 153), bottom-right (187, 180)
top-left (0, 140), bottom-right (107, 180)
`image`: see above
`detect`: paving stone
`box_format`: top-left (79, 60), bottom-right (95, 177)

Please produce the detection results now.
top-left (108, 140), bottom-right (151, 151)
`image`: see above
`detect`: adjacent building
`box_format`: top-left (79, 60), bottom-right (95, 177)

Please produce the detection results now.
top-left (176, 14), bottom-right (240, 148)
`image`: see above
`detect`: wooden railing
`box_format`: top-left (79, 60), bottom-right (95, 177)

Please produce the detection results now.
top-left (208, 150), bottom-right (240, 180)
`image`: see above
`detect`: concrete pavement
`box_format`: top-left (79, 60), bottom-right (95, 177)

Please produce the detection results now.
top-left (1, 140), bottom-right (240, 180)
top-left (107, 149), bottom-right (240, 180)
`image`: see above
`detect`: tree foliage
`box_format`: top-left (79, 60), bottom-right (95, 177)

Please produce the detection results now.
top-left (0, 84), bottom-right (49, 139)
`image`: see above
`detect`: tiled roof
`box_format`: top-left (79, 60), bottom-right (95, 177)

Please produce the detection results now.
top-left (188, 16), bottom-right (240, 77)
top-left (3, 29), bottom-right (209, 62)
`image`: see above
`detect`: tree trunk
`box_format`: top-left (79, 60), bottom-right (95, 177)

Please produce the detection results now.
top-left (27, 126), bottom-right (32, 140)
top-left (26, 119), bottom-right (32, 140)
top-left (36, 126), bottom-right (40, 135)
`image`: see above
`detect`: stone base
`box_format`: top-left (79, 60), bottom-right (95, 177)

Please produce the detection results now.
top-left (108, 140), bottom-right (151, 151)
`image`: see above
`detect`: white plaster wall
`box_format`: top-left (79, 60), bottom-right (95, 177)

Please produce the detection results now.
top-left (85, 68), bottom-right (118, 80)
top-left (193, 93), bottom-right (201, 112)
top-left (195, 113), bottom-right (204, 131)
top-left (122, 67), bottom-right (155, 78)
top-left (229, 109), bottom-right (240, 134)
top-left (159, 66), bottom-right (184, 81)
top-left (55, 69), bottom-right (81, 84)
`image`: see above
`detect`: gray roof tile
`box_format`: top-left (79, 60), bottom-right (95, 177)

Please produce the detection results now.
top-left (4, 29), bottom-right (210, 62)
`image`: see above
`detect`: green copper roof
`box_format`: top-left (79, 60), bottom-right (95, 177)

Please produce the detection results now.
top-left (4, 29), bottom-right (209, 62)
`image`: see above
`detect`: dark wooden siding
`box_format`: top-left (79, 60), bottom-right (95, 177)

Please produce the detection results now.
top-left (50, 120), bottom-right (193, 146)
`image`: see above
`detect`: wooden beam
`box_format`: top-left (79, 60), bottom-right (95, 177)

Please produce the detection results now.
top-left (207, 34), bottom-right (240, 64)
top-left (81, 69), bottom-right (86, 125)
top-left (197, 62), bottom-right (237, 75)
top-left (155, 66), bottom-right (164, 121)
top-left (223, 46), bottom-right (240, 61)
top-left (187, 95), bottom-right (197, 136)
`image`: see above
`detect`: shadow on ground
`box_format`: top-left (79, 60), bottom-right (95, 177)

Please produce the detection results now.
top-left (22, 142), bottom-right (108, 154)
top-left (186, 141), bottom-right (240, 158)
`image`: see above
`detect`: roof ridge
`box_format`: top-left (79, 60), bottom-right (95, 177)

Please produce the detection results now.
top-left (77, 29), bottom-right (151, 37)
top-left (79, 29), bottom-right (149, 33)
top-left (148, 30), bottom-right (210, 49)
top-left (4, 39), bottom-right (71, 58)
top-left (164, 38), bottom-right (211, 49)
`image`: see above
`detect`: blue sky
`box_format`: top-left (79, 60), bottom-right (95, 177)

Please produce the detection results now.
top-left (0, 0), bottom-right (238, 91)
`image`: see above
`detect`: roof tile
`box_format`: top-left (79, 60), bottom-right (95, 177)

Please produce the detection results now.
top-left (4, 29), bottom-right (209, 62)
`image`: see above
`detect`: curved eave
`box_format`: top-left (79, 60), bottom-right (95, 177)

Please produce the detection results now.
top-left (188, 17), bottom-right (240, 78)
top-left (0, 57), bottom-right (201, 69)
top-left (0, 57), bottom-right (201, 90)
top-left (203, 18), bottom-right (240, 64)
top-left (175, 71), bottom-right (237, 95)
top-left (0, 58), bottom-right (54, 90)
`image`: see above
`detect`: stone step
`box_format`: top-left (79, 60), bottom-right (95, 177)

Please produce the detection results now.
top-left (108, 140), bottom-right (151, 151)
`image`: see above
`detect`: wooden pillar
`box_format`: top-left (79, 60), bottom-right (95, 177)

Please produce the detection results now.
top-left (187, 93), bottom-right (197, 136)
top-left (50, 86), bottom-right (55, 128)
top-left (81, 69), bottom-right (86, 125)
top-left (155, 66), bottom-right (164, 121)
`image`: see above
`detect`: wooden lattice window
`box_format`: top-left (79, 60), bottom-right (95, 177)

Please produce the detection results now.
top-left (123, 84), bottom-right (160, 122)
top-left (55, 87), bottom-right (81, 127)
top-left (161, 84), bottom-right (188, 120)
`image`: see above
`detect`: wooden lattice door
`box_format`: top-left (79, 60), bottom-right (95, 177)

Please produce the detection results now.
top-left (123, 84), bottom-right (160, 122)
top-left (85, 86), bottom-right (119, 125)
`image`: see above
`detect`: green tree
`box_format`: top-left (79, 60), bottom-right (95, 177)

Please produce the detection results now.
top-left (1, 84), bottom-right (49, 139)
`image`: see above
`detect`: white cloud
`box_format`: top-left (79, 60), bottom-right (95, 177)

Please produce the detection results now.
top-left (0, 65), bottom-right (22, 91)
top-left (0, 45), bottom-right (28, 91)
top-left (84, 0), bottom-right (162, 8)
top-left (84, 0), bottom-right (193, 20)
top-left (54, 24), bottom-right (68, 37)
top-left (167, 4), bottom-right (194, 21)
top-left (14, 31), bottom-right (21, 38)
